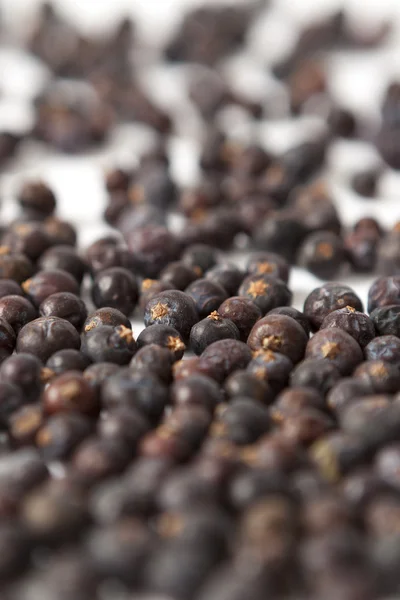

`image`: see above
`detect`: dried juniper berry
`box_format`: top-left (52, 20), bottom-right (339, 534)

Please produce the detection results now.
top-left (281, 407), bottom-right (335, 446)
top-left (353, 360), bottom-right (400, 394)
top-left (185, 278), bottom-right (228, 318)
top-left (71, 436), bottom-right (131, 483)
top-left (9, 404), bottom-right (44, 447)
top-left (254, 212), bottom-right (308, 262)
top-left (46, 349), bottom-right (91, 374)
top-left (160, 261), bottom-right (200, 290)
top-left (171, 374), bottom-right (223, 413)
top-left (0, 353), bottom-right (42, 402)
top-left (340, 396), bottom-right (393, 436)
top-left (0, 318), bottom-right (16, 364)
top-left (139, 278), bottom-right (174, 312)
top-left (224, 370), bottom-right (274, 405)
top-left (245, 252), bottom-right (290, 283)
top-left (18, 180), bottom-right (56, 218)
top-left (83, 362), bottom-right (120, 393)
top-left (271, 387), bottom-right (327, 422)
top-left (44, 216), bottom-right (77, 246)
top-left (91, 267), bottom-right (138, 317)
top-left (371, 305), bottom-right (400, 336)
top-left (298, 230), bottom-right (346, 279)
top-left (248, 314), bottom-right (308, 364)
top-left (0, 295), bottom-right (37, 334)
top-left (214, 397), bottom-right (271, 445)
top-left (38, 245), bottom-right (87, 284)
top-left (126, 225), bottom-right (181, 278)
top-left (144, 290), bottom-right (198, 341)
top-left (247, 350), bottom-right (293, 394)
top-left (4, 222), bottom-right (51, 262)
top-left (238, 274), bottom-right (292, 315)
top-left (290, 359), bottom-right (341, 397)
top-left (130, 344), bottom-right (175, 383)
top-left (320, 306), bottom-right (376, 348)
top-left (98, 407), bottom-right (150, 450)
top-left (190, 311), bottom-right (240, 355)
top-left (181, 243), bottom-right (218, 274)
top-left (36, 413), bottom-right (93, 460)
top-left (39, 291), bottom-right (87, 331)
top-left (101, 370), bottom-right (169, 424)
top-left (304, 282), bottom-right (363, 330)
top-left (306, 327), bottom-right (363, 375)
top-left (0, 251), bottom-right (34, 283)
top-left (43, 371), bottom-right (99, 416)
top-left (198, 339), bottom-right (252, 383)
top-left (368, 275), bottom-right (400, 313)
top-left (83, 307), bottom-right (131, 333)
top-left (345, 230), bottom-right (378, 273)
top-left (218, 296), bottom-right (261, 342)
top-left (326, 378), bottom-right (370, 413)
top-left (22, 269), bottom-right (79, 308)
top-left (0, 280), bottom-right (23, 299)
top-left (137, 324), bottom-right (186, 360)
top-left (205, 263), bottom-right (245, 296)
top-left (81, 325), bottom-right (136, 365)
top-left (0, 382), bottom-right (25, 427)
top-left (351, 169), bottom-right (380, 198)
top-left (364, 335), bottom-right (400, 366)
top-left (267, 306), bottom-right (311, 337)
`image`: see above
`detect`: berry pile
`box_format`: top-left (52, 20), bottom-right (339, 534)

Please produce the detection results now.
top-left (0, 2), bottom-right (399, 600)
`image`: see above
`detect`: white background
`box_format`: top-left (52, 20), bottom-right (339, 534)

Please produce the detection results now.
top-left (0, 0), bottom-right (399, 337)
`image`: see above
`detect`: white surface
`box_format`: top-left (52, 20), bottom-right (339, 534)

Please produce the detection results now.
top-left (0, 0), bottom-right (400, 338)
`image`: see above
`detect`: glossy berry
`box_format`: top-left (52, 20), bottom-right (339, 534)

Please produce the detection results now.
top-left (190, 311), bottom-right (240, 355)
top-left (81, 325), bottom-right (137, 365)
top-left (16, 316), bottom-right (80, 363)
top-left (245, 252), bottom-right (290, 283)
top-left (238, 274), bottom-right (292, 315)
top-left (305, 327), bottom-right (364, 375)
top-left (247, 350), bottom-right (293, 393)
top-left (83, 307), bottom-right (131, 334)
top-left (137, 324), bottom-right (186, 360)
top-left (160, 261), bottom-right (200, 290)
top-left (247, 314), bottom-right (308, 364)
top-left (39, 245), bottom-right (87, 283)
top-left (304, 282), bottom-right (363, 331)
top-left (205, 263), bottom-right (244, 296)
top-left (0, 252), bottom-right (33, 284)
top-left (91, 267), bottom-right (138, 317)
top-left (218, 296), bottom-right (261, 342)
top-left (289, 359), bottom-right (341, 397)
top-left (0, 353), bottom-right (42, 403)
top-left (22, 269), bottom-right (79, 308)
top-left (0, 280), bottom-right (24, 299)
top-left (353, 360), bottom-right (400, 394)
top-left (224, 370), bottom-right (274, 405)
top-left (144, 290), bottom-right (198, 341)
top-left (139, 278), bottom-right (174, 312)
top-left (185, 278), bottom-right (228, 318)
top-left (0, 295), bottom-right (37, 334)
top-left (199, 339), bottom-right (252, 383)
top-left (43, 371), bottom-right (99, 416)
top-left (46, 349), bottom-right (91, 374)
top-left (298, 231), bottom-right (346, 279)
top-left (39, 292), bottom-right (87, 331)
top-left (130, 344), bottom-right (175, 383)
top-left (320, 306), bottom-right (376, 348)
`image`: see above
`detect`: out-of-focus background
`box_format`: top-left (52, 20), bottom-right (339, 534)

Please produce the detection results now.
top-left (0, 0), bottom-right (399, 321)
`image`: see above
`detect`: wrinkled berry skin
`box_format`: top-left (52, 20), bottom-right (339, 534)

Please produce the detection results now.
top-left (81, 325), bottom-right (137, 365)
top-left (17, 317), bottom-right (80, 363)
top-left (238, 274), bottom-right (292, 315)
top-left (368, 275), bottom-right (400, 313)
top-left (39, 292), bottom-right (87, 331)
top-left (22, 268), bottom-right (80, 308)
top-left (185, 278), bottom-right (228, 318)
top-left (218, 296), bottom-right (261, 342)
top-left (247, 314), bottom-right (308, 364)
top-left (320, 306), bottom-right (376, 348)
top-left (144, 290), bottom-right (198, 341)
top-left (371, 305), bottom-right (400, 336)
top-left (190, 312), bottom-right (240, 355)
top-left (0, 295), bottom-right (37, 334)
top-left (305, 327), bottom-right (364, 375)
top-left (364, 335), bottom-right (400, 366)
top-left (304, 282), bottom-right (363, 331)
